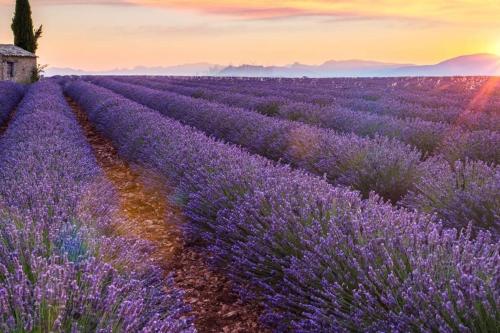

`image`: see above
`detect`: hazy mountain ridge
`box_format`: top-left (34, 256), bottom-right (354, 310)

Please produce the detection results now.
top-left (219, 60), bottom-right (413, 77)
top-left (46, 63), bottom-right (224, 77)
top-left (390, 54), bottom-right (500, 76)
top-left (46, 54), bottom-right (500, 77)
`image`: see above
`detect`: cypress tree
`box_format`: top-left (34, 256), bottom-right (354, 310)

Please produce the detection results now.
top-left (11, 0), bottom-right (42, 53)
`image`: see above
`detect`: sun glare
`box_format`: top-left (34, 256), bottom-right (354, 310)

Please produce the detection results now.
top-left (493, 40), bottom-right (500, 56)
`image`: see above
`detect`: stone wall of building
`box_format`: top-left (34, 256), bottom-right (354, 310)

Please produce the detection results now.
top-left (0, 56), bottom-right (37, 83)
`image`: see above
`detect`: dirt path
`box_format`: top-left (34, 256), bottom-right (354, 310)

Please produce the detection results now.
top-left (0, 106), bottom-right (18, 136)
top-left (68, 97), bottom-right (268, 333)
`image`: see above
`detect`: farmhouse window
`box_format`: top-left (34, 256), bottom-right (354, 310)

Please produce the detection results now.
top-left (7, 62), bottom-right (14, 78)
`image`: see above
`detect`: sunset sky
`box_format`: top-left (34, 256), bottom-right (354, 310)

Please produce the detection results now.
top-left (0, 0), bottom-right (499, 70)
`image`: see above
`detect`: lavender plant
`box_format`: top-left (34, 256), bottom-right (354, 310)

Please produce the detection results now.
top-left (90, 77), bottom-right (424, 204)
top-left (404, 157), bottom-right (500, 235)
top-left (0, 81), bottom-right (195, 332)
top-left (66, 79), bottom-right (499, 332)
top-left (122, 76), bottom-right (499, 163)
top-left (139, 76), bottom-right (500, 132)
top-left (88, 78), bottom-right (499, 231)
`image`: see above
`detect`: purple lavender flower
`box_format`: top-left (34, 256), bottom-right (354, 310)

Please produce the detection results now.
top-left (87, 77), bottom-right (498, 232)
top-left (123, 76), bottom-right (499, 163)
top-left (65, 79), bottom-right (500, 332)
top-left (0, 81), bottom-right (195, 332)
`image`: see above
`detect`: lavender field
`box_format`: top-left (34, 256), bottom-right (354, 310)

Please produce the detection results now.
top-left (0, 76), bottom-right (499, 332)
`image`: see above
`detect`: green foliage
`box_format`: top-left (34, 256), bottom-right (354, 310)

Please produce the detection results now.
top-left (33, 24), bottom-right (43, 53)
top-left (256, 101), bottom-right (281, 116)
top-left (30, 64), bottom-right (47, 83)
top-left (11, 0), bottom-right (42, 53)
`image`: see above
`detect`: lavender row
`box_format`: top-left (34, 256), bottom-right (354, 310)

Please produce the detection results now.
top-left (90, 77), bottom-right (499, 232)
top-left (0, 81), bottom-right (25, 126)
top-left (163, 76), bottom-right (500, 131)
top-left (0, 81), bottom-right (194, 332)
top-left (128, 75), bottom-right (500, 149)
top-left (66, 79), bottom-right (499, 332)
top-left (127, 76), bottom-right (499, 163)
top-left (276, 103), bottom-right (499, 164)
top-left (168, 75), bottom-right (499, 112)
top-left (90, 77), bottom-right (423, 202)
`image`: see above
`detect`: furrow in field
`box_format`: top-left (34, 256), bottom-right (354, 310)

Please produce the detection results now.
top-left (0, 82), bottom-right (24, 135)
top-left (0, 107), bottom-right (17, 136)
top-left (68, 97), bottom-right (268, 333)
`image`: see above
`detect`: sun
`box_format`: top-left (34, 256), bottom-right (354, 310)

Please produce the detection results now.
top-left (493, 40), bottom-right (500, 56)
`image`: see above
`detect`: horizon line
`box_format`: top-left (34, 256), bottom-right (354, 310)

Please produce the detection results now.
top-left (44, 52), bottom-right (500, 72)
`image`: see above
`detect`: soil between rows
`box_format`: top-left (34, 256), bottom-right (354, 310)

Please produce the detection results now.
top-left (67, 97), bottom-right (268, 333)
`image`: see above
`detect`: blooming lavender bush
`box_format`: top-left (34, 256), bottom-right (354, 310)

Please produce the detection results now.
top-left (122, 76), bottom-right (500, 163)
top-left (404, 157), bottom-right (500, 235)
top-left (138, 76), bottom-right (500, 132)
top-left (66, 79), bottom-right (499, 332)
top-left (0, 81), bottom-right (194, 332)
top-left (278, 102), bottom-right (499, 164)
top-left (439, 130), bottom-right (500, 166)
top-left (89, 78), bottom-right (499, 230)
top-left (90, 77), bottom-right (425, 204)
top-left (0, 216), bottom-right (192, 332)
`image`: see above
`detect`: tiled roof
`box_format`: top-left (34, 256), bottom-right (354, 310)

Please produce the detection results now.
top-left (0, 44), bottom-right (36, 57)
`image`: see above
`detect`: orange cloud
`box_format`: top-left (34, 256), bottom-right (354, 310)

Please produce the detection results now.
top-left (133, 0), bottom-right (500, 23)
top-left (2, 0), bottom-right (498, 23)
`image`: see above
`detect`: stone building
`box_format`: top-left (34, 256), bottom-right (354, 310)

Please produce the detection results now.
top-left (0, 44), bottom-right (37, 83)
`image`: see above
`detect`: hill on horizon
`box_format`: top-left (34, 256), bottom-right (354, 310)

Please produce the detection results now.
top-left (390, 54), bottom-right (500, 76)
top-left (46, 53), bottom-right (500, 77)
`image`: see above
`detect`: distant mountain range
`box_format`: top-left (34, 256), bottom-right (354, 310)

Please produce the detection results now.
top-left (218, 60), bottom-right (410, 77)
top-left (46, 63), bottom-right (224, 77)
top-left (46, 54), bottom-right (500, 77)
top-left (217, 54), bottom-right (500, 77)
top-left (388, 54), bottom-right (500, 77)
